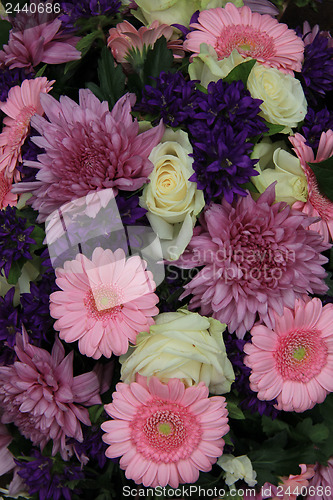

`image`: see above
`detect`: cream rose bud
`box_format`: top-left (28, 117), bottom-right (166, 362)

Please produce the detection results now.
top-left (120, 309), bottom-right (235, 395)
top-left (140, 128), bottom-right (205, 261)
top-left (247, 65), bottom-right (307, 132)
top-left (217, 455), bottom-right (257, 488)
top-left (251, 138), bottom-right (308, 205)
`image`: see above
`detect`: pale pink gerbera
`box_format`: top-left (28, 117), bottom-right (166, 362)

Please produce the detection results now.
top-left (184, 3), bottom-right (304, 74)
top-left (244, 297), bottom-right (333, 412)
top-left (270, 465), bottom-right (315, 500)
top-left (290, 131), bottom-right (333, 242)
top-left (13, 90), bottom-right (164, 222)
top-left (306, 458), bottom-right (333, 500)
top-left (108, 20), bottom-right (184, 68)
top-left (178, 185), bottom-right (329, 338)
top-left (50, 247), bottom-right (159, 359)
top-left (0, 170), bottom-right (17, 208)
top-left (0, 329), bottom-right (101, 459)
top-left (0, 77), bottom-right (54, 181)
top-left (101, 375), bottom-right (229, 487)
top-left (0, 2), bottom-right (80, 70)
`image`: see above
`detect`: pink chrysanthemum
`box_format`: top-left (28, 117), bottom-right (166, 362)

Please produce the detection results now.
top-left (306, 458), bottom-right (333, 500)
top-left (107, 20), bottom-right (184, 67)
top-left (0, 2), bottom-right (80, 70)
top-left (0, 329), bottom-right (101, 459)
top-left (244, 297), bottom-right (333, 412)
top-left (290, 131), bottom-right (333, 242)
top-left (50, 247), bottom-right (159, 359)
top-left (178, 185), bottom-right (330, 338)
top-left (0, 424), bottom-right (14, 477)
top-left (0, 77), bottom-right (54, 181)
top-left (13, 90), bottom-right (164, 222)
top-left (184, 3), bottom-right (304, 74)
top-left (101, 375), bottom-right (229, 487)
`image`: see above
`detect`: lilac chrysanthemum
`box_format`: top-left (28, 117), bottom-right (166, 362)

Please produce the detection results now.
top-left (0, 206), bottom-right (36, 278)
top-left (60, 0), bottom-right (121, 30)
top-left (13, 90), bottom-right (164, 222)
top-left (0, 67), bottom-right (34, 102)
top-left (178, 185), bottom-right (330, 338)
top-left (0, 329), bottom-right (101, 458)
top-left (15, 449), bottom-right (85, 500)
top-left (136, 71), bottom-right (199, 127)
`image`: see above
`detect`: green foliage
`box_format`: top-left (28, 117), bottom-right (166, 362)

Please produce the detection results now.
top-left (64, 30), bottom-right (103, 76)
top-left (86, 46), bottom-right (126, 108)
top-left (263, 122), bottom-right (285, 136)
top-left (0, 20), bottom-right (11, 50)
top-left (308, 156), bottom-right (333, 202)
top-left (226, 399), bottom-right (245, 420)
top-left (224, 59), bottom-right (257, 87)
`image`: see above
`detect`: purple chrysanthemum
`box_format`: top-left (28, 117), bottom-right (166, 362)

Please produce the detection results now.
top-left (60, 0), bottom-right (121, 30)
top-left (0, 289), bottom-right (20, 349)
top-left (178, 185), bottom-right (330, 337)
top-left (136, 71), bottom-right (199, 127)
top-left (0, 207), bottom-right (36, 278)
top-left (302, 107), bottom-right (333, 150)
top-left (73, 425), bottom-right (108, 469)
top-left (15, 449), bottom-right (85, 500)
top-left (301, 32), bottom-right (333, 104)
top-left (13, 90), bottom-right (164, 222)
top-left (0, 67), bottom-right (34, 102)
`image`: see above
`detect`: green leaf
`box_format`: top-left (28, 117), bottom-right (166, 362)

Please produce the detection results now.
top-left (195, 82), bottom-right (208, 94)
top-left (35, 64), bottom-right (47, 77)
top-left (308, 156), bottom-right (333, 202)
top-left (226, 400), bottom-right (245, 420)
top-left (30, 225), bottom-right (46, 249)
top-left (294, 418), bottom-right (329, 444)
top-left (7, 260), bottom-right (23, 285)
top-left (87, 46), bottom-right (126, 108)
top-left (262, 415), bottom-right (290, 436)
top-left (263, 122), bottom-right (285, 136)
top-left (88, 404), bottom-right (105, 424)
top-left (64, 30), bottom-right (102, 75)
top-left (224, 59), bottom-right (256, 87)
top-left (143, 36), bottom-right (173, 87)
top-left (324, 271), bottom-right (333, 296)
top-left (0, 20), bottom-right (11, 50)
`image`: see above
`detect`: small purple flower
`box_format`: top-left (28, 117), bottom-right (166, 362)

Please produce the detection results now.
top-left (116, 194), bottom-right (147, 225)
top-left (15, 449), bottom-right (85, 500)
top-left (73, 425), bottom-right (108, 469)
top-left (60, 0), bottom-right (121, 30)
top-left (0, 207), bottom-right (36, 278)
top-left (302, 107), bottom-right (333, 150)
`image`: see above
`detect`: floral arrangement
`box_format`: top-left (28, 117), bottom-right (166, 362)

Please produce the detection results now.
top-left (1, 0), bottom-right (333, 499)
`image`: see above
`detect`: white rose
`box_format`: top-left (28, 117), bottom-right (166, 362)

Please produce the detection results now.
top-left (140, 128), bottom-right (205, 261)
top-left (133, 0), bottom-right (242, 27)
top-left (247, 65), bottom-right (307, 132)
top-left (251, 138), bottom-right (308, 205)
top-left (189, 46), bottom-right (246, 87)
top-left (120, 309), bottom-right (235, 395)
top-left (217, 455), bottom-right (257, 487)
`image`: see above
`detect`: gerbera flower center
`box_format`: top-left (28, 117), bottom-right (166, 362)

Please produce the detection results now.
top-left (274, 329), bottom-right (328, 382)
top-left (84, 284), bottom-right (124, 320)
top-left (215, 25), bottom-right (275, 61)
top-left (131, 400), bottom-right (202, 463)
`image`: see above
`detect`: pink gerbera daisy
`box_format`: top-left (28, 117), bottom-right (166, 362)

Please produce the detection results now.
top-left (0, 329), bottom-right (101, 459)
top-left (0, 170), bottom-right (17, 208)
top-left (289, 131), bottom-right (333, 242)
top-left (108, 20), bottom-right (184, 68)
top-left (13, 90), bottom-right (164, 222)
top-left (184, 3), bottom-right (304, 74)
top-left (0, 77), bottom-right (54, 181)
top-left (178, 184), bottom-right (329, 338)
top-left (244, 297), bottom-right (333, 412)
top-left (307, 458), bottom-right (333, 500)
top-left (50, 247), bottom-right (159, 359)
top-left (101, 375), bottom-right (229, 487)
top-left (0, 1), bottom-right (80, 70)
top-left (269, 465), bottom-right (315, 500)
